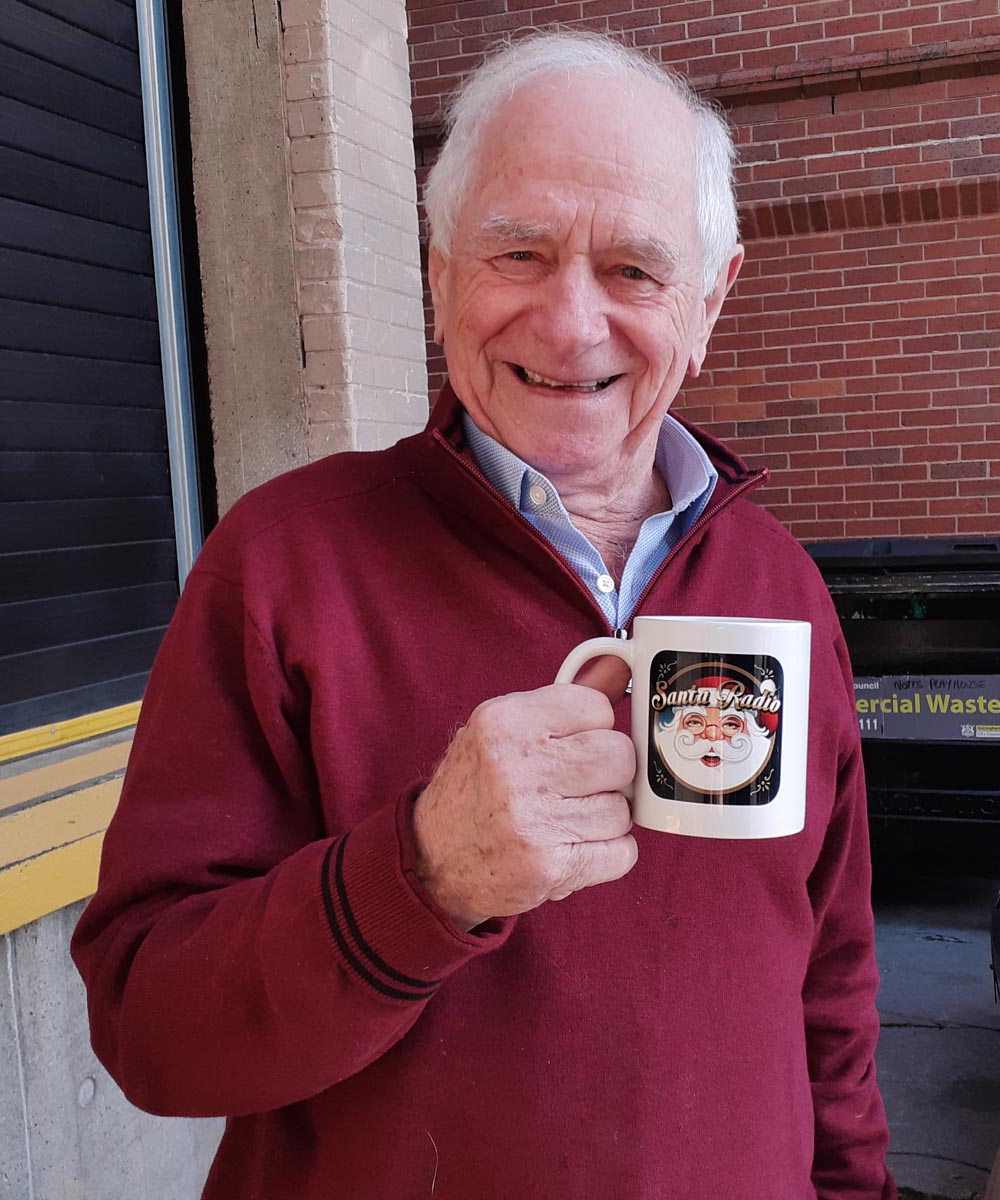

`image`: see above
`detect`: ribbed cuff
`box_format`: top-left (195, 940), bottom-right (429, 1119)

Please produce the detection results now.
top-left (320, 789), bottom-right (514, 1002)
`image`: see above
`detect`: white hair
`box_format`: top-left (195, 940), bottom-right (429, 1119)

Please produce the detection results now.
top-left (424, 31), bottom-right (739, 297)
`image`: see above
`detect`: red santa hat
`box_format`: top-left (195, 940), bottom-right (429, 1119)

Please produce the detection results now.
top-left (691, 675), bottom-right (779, 736)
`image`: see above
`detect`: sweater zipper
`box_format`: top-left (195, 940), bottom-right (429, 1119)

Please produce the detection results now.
top-left (622, 473), bottom-right (765, 634)
top-left (432, 428), bottom-right (765, 639)
top-left (432, 429), bottom-right (615, 633)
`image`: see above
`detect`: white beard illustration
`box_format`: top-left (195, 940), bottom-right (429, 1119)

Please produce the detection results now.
top-left (655, 708), bottom-right (775, 796)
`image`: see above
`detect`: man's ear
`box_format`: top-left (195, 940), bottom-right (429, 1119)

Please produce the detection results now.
top-left (688, 244), bottom-right (744, 379)
top-left (428, 246), bottom-right (448, 345)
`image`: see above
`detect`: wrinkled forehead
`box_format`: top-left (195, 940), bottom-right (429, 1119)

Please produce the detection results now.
top-left (460, 70), bottom-right (699, 232)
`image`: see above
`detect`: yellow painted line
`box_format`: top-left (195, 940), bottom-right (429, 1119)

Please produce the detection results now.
top-left (0, 702), bottom-right (141, 763)
top-left (0, 741), bottom-right (132, 816)
top-left (0, 832), bottom-right (105, 936)
top-left (0, 780), bottom-right (122, 871)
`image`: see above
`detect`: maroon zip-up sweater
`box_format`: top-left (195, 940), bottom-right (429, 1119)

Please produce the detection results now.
top-left (73, 387), bottom-right (895, 1199)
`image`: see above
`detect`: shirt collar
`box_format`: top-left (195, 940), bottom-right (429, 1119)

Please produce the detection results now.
top-left (461, 409), bottom-right (718, 520)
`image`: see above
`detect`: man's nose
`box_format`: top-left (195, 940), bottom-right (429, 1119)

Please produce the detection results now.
top-left (532, 263), bottom-right (610, 350)
top-left (702, 723), bottom-right (723, 741)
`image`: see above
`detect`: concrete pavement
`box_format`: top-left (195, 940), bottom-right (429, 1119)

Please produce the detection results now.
top-left (873, 831), bottom-right (1000, 1200)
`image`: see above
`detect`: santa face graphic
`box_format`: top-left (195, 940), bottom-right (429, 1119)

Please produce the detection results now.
top-left (649, 669), bottom-right (781, 801)
top-left (656, 702), bottom-right (775, 795)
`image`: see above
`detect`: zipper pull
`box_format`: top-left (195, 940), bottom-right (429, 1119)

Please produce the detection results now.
top-left (612, 628), bottom-right (632, 694)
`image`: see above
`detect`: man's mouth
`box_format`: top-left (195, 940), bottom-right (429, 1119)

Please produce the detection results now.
top-left (701, 753), bottom-right (722, 768)
top-left (512, 364), bottom-right (619, 393)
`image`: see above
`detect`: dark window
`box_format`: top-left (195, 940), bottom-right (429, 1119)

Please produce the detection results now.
top-left (0, 0), bottom-right (182, 734)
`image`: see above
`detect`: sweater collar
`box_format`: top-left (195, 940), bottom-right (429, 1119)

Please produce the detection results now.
top-left (423, 379), bottom-right (766, 494)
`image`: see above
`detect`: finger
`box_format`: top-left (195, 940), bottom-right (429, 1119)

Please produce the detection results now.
top-left (547, 792), bottom-right (632, 845)
top-left (515, 683), bottom-right (616, 738)
top-left (543, 728), bottom-right (636, 797)
top-left (554, 834), bottom-right (639, 896)
top-left (572, 655), bottom-right (631, 704)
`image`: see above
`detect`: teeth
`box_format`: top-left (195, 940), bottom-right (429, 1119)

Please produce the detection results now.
top-left (522, 368), bottom-right (611, 391)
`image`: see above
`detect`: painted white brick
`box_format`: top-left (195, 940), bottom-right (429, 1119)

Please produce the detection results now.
top-left (307, 418), bottom-right (356, 459)
top-left (373, 256), bottom-right (422, 299)
top-left (355, 146), bottom-right (416, 203)
top-left (295, 211), bottom-right (343, 247)
top-left (291, 170), bottom-right (340, 209)
top-left (300, 280), bottom-right (347, 316)
top-left (289, 135), bottom-right (337, 174)
top-left (302, 315), bottom-right (346, 351)
top-left (279, 0), bottom-right (324, 28)
top-left (304, 349), bottom-right (349, 387)
top-left (284, 61), bottom-right (335, 101)
top-left (282, 0), bottom-right (428, 461)
top-left (354, 420), bottom-right (423, 452)
top-left (341, 178), bottom-right (414, 232)
top-left (343, 242), bottom-right (378, 284)
top-left (352, 386), bottom-right (427, 424)
top-left (296, 247), bottom-right (343, 280)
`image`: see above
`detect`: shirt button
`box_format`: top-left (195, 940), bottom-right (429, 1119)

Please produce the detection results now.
top-left (596, 574), bottom-right (615, 593)
top-left (528, 484), bottom-right (547, 507)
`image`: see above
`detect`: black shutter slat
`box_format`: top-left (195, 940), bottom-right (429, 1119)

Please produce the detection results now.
top-left (0, 583), bottom-right (177, 656)
top-left (4, 629), bottom-right (167, 705)
top-left (0, 298), bottom-right (161, 363)
top-left (0, 674), bottom-right (149, 736)
top-left (0, 248), bottom-right (158, 317)
top-left (16, 0), bottom-right (139, 51)
top-left (0, 43), bottom-right (144, 139)
top-left (0, 451), bottom-right (172, 502)
top-left (0, 0), bottom-right (185, 732)
top-left (0, 497), bottom-right (175, 553)
top-left (3, 1), bottom-right (141, 96)
top-left (0, 399), bottom-right (167, 452)
top-left (0, 541), bottom-right (178, 603)
top-left (0, 349), bottom-right (162, 403)
top-left (0, 95), bottom-right (147, 183)
top-left (0, 147), bottom-right (151, 231)
top-left (0, 197), bottom-right (154, 272)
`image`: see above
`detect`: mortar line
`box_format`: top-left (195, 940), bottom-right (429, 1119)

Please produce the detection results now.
top-left (5, 933), bottom-right (35, 1200)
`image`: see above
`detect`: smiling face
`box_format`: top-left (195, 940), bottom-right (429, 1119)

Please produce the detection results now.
top-left (656, 702), bottom-right (774, 797)
top-left (429, 71), bottom-right (742, 493)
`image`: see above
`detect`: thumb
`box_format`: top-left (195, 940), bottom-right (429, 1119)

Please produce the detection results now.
top-left (572, 654), bottom-right (631, 705)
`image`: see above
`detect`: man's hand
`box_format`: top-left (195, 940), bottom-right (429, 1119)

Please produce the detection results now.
top-left (413, 682), bottom-right (638, 931)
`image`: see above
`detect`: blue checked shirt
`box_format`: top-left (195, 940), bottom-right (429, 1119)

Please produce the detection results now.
top-left (463, 411), bottom-right (718, 630)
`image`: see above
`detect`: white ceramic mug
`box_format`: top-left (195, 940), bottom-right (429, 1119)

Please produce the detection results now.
top-left (555, 616), bottom-right (811, 839)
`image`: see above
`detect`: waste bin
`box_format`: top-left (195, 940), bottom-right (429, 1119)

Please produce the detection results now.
top-left (806, 538), bottom-right (1000, 823)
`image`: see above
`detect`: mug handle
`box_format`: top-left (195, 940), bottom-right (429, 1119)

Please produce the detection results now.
top-left (554, 636), bottom-right (637, 801)
top-left (554, 636), bottom-right (635, 686)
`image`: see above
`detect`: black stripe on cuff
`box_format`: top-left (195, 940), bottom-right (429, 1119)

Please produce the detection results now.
top-left (320, 839), bottom-right (439, 1002)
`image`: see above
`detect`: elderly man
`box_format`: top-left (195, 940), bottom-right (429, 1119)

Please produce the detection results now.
top-left (73, 32), bottom-right (896, 1200)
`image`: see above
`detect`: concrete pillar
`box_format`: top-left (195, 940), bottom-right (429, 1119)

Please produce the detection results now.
top-left (180, 0), bottom-right (308, 517)
top-left (0, 904), bottom-right (223, 1199)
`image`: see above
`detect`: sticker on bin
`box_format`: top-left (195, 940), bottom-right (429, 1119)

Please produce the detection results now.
top-left (853, 675), bottom-right (1000, 742)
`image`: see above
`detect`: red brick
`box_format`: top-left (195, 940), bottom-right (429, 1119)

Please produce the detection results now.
top-left (843, 482), bottom-right (902, 502)
top-left (930, 460), bottom-right (987, 479)
top-left (873, 428), bottom-right (931, 448)
top-left (846, 447), bottom-right (902, 466)
top-left (845, 411), bottom-right (902, 431)
top-left (955, 514), bottom-right (994, 532)
top-left (873, 462), bottom-right (931, 483)
top-left (879, 499), bottom-right (931, 517)
top-left (898, 516), bottom-right (959, 533)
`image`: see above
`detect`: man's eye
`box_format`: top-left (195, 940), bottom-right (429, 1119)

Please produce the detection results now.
top-left (506, 250), bottom-right (534, 262)
top-left (620, 265), bottom-right (650, 281)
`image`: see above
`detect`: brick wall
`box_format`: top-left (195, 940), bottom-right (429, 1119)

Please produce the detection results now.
top-left (281, 0), bottom-right (428, 459)
top-left (407, 2), bottom-right (1000, 541)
